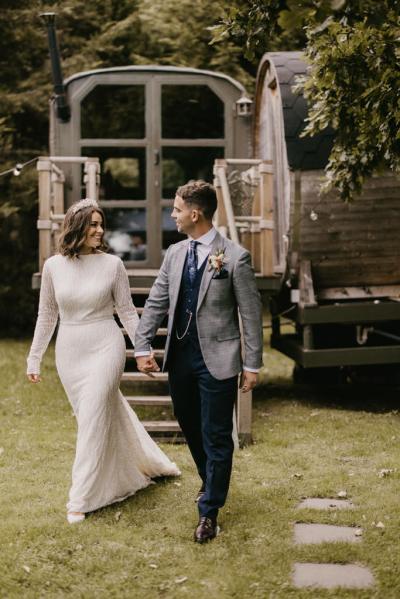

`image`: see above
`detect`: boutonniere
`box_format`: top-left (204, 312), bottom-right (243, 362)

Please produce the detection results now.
top-left (208, 248), bottom-right (228, 274)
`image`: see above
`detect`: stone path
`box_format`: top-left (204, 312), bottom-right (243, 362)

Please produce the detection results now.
top-left (294, 523), bottom-right (362, 545)
top-left (293, 563), bottom-right (375, 589)
top-left (291, 496), bottom-right (375, 590)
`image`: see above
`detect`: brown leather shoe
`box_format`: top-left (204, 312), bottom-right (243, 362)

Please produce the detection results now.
top-left (195, 483), bottom-right (206, 503)
top-left (194, 517), bottom-right (219, 543)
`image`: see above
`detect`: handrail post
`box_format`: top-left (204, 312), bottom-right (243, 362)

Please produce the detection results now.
top-left (214, 160), bottom-right (239, 244)
top-left (259, 161), bottom-right (274, 276)
top-left (37, 159), bottom-right (52, 270)
top-left (84, 158), bottom-right (100, 200)
top-left (51, 164), bottom-right (65, 252)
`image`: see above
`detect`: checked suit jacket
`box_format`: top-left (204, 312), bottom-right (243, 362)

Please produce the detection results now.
top-left (134, 230), bottom-right (263, 380)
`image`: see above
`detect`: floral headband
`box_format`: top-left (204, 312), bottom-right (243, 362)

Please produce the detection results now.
top-left (71, 198), bottom-right (99, 215)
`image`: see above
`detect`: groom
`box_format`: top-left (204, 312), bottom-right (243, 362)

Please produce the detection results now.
top-left (135, 180), bottom-right (263, 543)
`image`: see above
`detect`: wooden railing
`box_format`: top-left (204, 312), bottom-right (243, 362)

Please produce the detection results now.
top-left (213, 158), bottom-right (275, 276)
top-left (213, 158), bottom-right (274, 444)
top-left (36, 156), bottom-right (100, 270)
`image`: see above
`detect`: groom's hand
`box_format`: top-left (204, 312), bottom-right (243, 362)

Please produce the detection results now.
top-left (240, 370), bottom-right (258, 393)
top-left (136, 355), bottom-right (160, 375)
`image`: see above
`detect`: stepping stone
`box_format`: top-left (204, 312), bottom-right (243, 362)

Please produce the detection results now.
top-left (294, 523), bottom-right (362, 545)
top-left (293, 563), bottom-right (375, 589)
top-left (297, 498), bottom-right (354, 510)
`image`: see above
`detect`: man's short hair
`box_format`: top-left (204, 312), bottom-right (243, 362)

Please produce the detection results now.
top-left (176, 180), bottom-right (217, 221)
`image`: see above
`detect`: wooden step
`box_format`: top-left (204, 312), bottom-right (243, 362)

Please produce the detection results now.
top-left (121, 372), bottom-right (168, 382)
top-left (143, 420), bottom-right (181, 433)
top-left (149, 436), bottom-right (186, 444)
top-left (126, 395), bottom-right (172, 406)
top-left (125, 349), bottom-right (165, 359)
top-left (121, 327), bottom-right (167, 336)
top-left (130, 287), bottom-right (151, 295)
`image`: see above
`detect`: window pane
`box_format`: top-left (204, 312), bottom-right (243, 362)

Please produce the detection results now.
top-left (81, 85), bottom-right (145, 139)
top-left (103, 207), bottom-right (146, 261)
top-left (162, 85), bottom-right (224, 139)
top-left (162, 147), bottom-right (224, 199)
top-left (82, 147), bottom-right (146, 200)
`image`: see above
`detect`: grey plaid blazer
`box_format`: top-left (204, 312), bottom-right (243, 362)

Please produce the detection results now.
top-left (134, 231), bottom-right (263, 380)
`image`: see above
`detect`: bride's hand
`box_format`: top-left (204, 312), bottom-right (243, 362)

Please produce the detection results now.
top-left (27, 374), bottom-right (41, 383)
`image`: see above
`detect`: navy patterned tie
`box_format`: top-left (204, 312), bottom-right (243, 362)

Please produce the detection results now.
top-left (187, 241), bottom-right (199, 285)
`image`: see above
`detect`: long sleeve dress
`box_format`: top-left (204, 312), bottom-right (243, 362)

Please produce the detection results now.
top-left (27, 252), bottom-right (180, 514)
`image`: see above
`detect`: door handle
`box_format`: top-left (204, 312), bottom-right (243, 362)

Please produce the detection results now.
top-left (154, 149), bottom-right (160, 166)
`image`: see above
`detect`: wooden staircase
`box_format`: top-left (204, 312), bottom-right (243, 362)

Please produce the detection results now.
top-left (120, 284), bottom-right (185, 443)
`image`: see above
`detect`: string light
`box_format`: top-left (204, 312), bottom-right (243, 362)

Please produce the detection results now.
top-left (0, 156), bottom-right (38, 179)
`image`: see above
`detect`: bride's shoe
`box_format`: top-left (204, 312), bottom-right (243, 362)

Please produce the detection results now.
top-left (67, 512), bottom-right (85, 524)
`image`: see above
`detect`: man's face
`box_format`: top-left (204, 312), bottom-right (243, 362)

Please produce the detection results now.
top-left (171, 194), bottom-right (198, 235)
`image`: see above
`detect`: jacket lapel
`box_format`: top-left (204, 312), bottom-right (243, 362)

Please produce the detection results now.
top-left (197, 231), bottom-right (226, 311)
top-left (169, 240), bottom-right (189, 314)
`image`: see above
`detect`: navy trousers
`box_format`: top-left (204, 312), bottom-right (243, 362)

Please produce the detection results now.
top-left (168, 338), bottom-right (237, 522)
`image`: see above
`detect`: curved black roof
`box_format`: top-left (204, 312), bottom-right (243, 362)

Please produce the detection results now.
top-left (259, 52), bottom-right (334, 170)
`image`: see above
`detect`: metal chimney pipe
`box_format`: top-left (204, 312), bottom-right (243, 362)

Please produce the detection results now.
top-left (40, 12), bottom-right (71, 123)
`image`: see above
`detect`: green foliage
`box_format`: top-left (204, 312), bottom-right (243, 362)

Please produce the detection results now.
top-left (212, 0), bottom-right (400, 200)
top-left (210, 0), bottom-right (333, 59)
top-left (0, 0), bottom-right (249, 337)
top-left (300, 1), bottom-right (400, 199)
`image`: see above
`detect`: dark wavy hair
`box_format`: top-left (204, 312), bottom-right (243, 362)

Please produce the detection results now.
top-left (58, 204), bottom-right (107, 258)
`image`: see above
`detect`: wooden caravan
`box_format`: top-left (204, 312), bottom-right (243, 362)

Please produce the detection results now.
top-left (48, 65), bottom-right (251, 271)
top-left (252, 52), bottom-right (400, 375)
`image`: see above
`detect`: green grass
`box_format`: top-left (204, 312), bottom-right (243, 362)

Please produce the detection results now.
top-left (1, 338), bottom-right (400, 598)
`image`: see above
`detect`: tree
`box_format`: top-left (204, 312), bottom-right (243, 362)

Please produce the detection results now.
top-left (212, 0), bottom-right (400, 200)
top-left (0, 0), bottom-right (250, 336)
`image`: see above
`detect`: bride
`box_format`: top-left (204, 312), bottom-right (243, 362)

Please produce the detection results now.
top-left (27, 198), bottom-right (180, 523)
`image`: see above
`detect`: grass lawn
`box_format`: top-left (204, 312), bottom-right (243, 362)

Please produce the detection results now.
top-left (1, 338), bottom-right (400, 598)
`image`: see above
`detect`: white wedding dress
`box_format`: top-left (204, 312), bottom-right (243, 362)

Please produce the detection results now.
top-left (27, 252), bottom-right (180, 514)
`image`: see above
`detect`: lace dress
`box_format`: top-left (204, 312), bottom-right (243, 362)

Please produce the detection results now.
top-left (27, 252), bottom-right (180, 513)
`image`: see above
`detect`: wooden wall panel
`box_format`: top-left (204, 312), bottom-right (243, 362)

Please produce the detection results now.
top-left (289, 171), bottom-right (400, 289)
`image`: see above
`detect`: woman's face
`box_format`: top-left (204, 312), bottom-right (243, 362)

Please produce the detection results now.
top-left (83, 211), bottom-right (104, 252)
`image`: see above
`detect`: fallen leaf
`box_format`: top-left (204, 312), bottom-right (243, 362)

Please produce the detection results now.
top-left (149, 564), bottom-right (158, 569)
top-left (175, 576), bottom-right (188, 584)
top-left (337, 490), bottom-right (347, 498)
top-left (115, 511), bottom-right (122, 522)
top-left (173, 482), bottom-right (181, 487)
top-left (292, 473), bottom-right (303, 479)
top-left (378, 468), bottom-right (394, 478)
top-left (22, 565), bottom-right (30, 574)
top-left (355, 529), bottom-right (363, 537)
top-left (375, 521), bottom-right (385, 529)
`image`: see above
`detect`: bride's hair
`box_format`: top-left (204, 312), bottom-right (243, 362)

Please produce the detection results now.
top-left (58, 204), bottom-right (108, 258)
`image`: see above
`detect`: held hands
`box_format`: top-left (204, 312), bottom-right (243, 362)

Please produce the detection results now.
top-left (240, 370), bottom-right (258, 393)
top-left (27, 374), bottom-right (41, 383)
top-left (136, 354), bottom-right (160, 376)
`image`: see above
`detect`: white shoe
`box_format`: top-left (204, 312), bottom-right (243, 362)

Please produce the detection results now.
top-left (67, 512), bottom-right (85, 524)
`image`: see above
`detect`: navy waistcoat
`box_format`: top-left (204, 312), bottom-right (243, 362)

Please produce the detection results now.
top-left (174, 253), bottom-right (207, 344)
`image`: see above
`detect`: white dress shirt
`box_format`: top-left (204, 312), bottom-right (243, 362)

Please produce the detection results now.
top-left (135, 226), bottom-right (259, 373)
